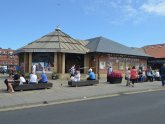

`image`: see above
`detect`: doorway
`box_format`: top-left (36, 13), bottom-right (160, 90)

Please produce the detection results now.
top-left (65, 53), bottom-right (84, 73)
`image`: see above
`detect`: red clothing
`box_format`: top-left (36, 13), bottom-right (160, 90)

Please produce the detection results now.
top-left (131, 69), bottom-right (138, 79)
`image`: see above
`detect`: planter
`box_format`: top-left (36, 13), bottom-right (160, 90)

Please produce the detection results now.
top-left (108, 77), bottom-right (122, 84)
top-left (52, 75), bottom-right (58, 80)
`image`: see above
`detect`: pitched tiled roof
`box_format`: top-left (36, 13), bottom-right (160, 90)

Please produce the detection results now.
top-left (86, 36), bottom-right (150, 57)
top-left (15, 28), bottom-right (89, 54)
top-left (143, 44), bottom-right (165, 58)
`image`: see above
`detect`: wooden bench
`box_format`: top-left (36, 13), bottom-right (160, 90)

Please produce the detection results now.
top-left (68, 80), bottom-right (99, 87)
top-left (13, 83), bottom-right (53, 91)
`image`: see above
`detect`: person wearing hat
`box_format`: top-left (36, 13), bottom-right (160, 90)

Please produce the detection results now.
top-left (87, 68), bottom-right (96, 80)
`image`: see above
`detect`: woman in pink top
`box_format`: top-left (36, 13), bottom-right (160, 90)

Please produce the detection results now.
top-left (130, 66), bottom-right (138, 87)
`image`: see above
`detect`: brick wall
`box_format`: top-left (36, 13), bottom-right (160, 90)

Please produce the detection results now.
top-left (89, 53), bottom-right (147, 75)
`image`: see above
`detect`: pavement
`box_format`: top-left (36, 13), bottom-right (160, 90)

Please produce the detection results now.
top-left (0, 73), bottom-right (164, 111)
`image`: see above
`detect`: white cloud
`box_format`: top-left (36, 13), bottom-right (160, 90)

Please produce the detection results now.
top-left (82, 0), bottom-right (142, 25)
top-left (80, 0), bottom-right (165, 25)
top-left (123, 5), bottom-right (138, 17)
top-left (141, 0), bottom-right (165, 16)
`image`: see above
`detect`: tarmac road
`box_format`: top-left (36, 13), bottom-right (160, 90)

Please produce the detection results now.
top-left (0, 90), bottom-right (165, 124)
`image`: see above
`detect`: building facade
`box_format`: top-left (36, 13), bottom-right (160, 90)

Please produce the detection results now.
top-left (15, 28), bottom-right (150, 79)
top-left (0, 48), bottom-right (19, 67)
top-left (85, 37), bottom-right (149, 79)
top-left (143, 44), bottom-right (165, 69)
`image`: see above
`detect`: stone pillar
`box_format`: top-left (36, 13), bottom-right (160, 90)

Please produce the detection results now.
top-left (84, 54), bottom-right (89, 74)
top-left (61, 53), bottom-right (65, 74)
top-left (53, 52), bottom-right (57, 72)
top-left (23, 53), bottom-right (29, 73)
top-left (28, 52), bottom-right (32, 73)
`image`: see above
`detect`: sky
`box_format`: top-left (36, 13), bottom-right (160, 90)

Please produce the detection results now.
top-left (0, 0), bottom-right (165, 50)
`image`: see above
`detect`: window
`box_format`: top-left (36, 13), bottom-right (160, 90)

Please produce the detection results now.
top-left (119, 62), bottom-right (125, 70)
top-left (99, 61), bottom-right (105, 69)
top-left (32, 52), bottom-right (54, 72)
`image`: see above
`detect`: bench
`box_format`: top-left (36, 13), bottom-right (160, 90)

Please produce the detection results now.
top-left (68, 80), bottom-right (99, 87)
top-left (13, 83), bottom-right (53, 91)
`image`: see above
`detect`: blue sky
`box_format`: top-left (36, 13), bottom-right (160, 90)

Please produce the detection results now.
top-left (0, 0), bottom-right (165, 50)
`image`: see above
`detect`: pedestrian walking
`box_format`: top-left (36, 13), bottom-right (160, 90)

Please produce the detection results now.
top-left (159, 63), bottom-right (165, 86)
top-left (125, 68), bottom-right (131, 86)
top-left (130, 66), bottom-right (138, 87)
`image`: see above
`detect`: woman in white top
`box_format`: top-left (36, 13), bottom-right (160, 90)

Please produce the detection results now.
top-left (29, 71), bottom-right (37, 84)
top-left (19, 74), bottom-right (26, 85)
top-left (74, 71), bottom-right (81, 82)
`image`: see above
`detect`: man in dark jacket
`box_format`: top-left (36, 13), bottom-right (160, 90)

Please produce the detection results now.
top-left (159, 63), bottom-right (165, 86)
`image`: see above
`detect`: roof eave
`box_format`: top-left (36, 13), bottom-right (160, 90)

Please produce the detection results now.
top-left (14, 48), bottom-right (87, 54)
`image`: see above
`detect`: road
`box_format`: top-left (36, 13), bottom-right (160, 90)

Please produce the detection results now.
top-left (0, 90), bottom-right (165, 124)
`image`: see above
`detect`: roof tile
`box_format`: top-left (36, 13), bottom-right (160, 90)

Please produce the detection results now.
top-left (143, 44), bottom-right (165, 58)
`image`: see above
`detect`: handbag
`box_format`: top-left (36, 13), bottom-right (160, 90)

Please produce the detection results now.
top-left (125, 76), bottom-right (128, 80)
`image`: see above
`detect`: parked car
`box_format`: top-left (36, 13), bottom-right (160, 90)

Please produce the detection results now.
top-left (0, 67), bottom-right (7, 74)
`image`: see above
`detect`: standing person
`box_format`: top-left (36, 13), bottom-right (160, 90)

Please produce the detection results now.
top-left (137, 70), bottom-right (142, 82)
top-left (107, 64), bottom-right (113, 74)
top-left (159, 63), bottom-right (165, 86)
top-left (125, 68), bottom-right (131, 86)
top-left (38, 70), bottom-right (48, 83)
top-left (130, 66), bottom-right (138, 87)
top-left (32, 64), bottom-right (36, 74)
top-left (69, 65), bottom-right (76, 77)
top-left (107, 64), bottom-right (113, 82)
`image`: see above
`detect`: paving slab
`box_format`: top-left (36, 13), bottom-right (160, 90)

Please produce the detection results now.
top-left (0, 73), bottom-right (164, 111)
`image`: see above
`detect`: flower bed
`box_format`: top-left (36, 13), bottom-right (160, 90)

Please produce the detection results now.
top-left (107, 71), bottom-right (123, 84)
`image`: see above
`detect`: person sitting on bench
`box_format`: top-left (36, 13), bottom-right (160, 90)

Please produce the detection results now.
top-left (19, 74), bottom-right (26, 85)
top-left (74, 70), bottom-right (81, 82)
top-left (13, 72), bottom-right (20, 81)
top-left (4, 73), bottom-right (20, 92)
top-left (29, 71), bottom-right (37, 84)
top-left (87, 68), bottom-right (96, 80)
top-left (38, 70), bottom-right (48, 83)
top-left (4, 74), bottom-right (15, 93)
